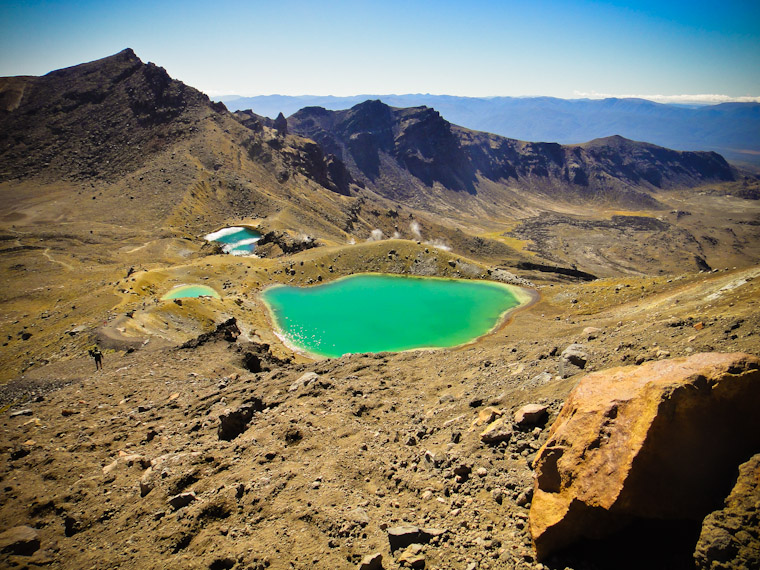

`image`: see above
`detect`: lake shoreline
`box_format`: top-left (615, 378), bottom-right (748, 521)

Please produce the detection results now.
top-left (260, 272), bottom-right (536, 360)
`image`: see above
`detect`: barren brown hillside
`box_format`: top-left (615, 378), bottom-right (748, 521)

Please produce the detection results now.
top-left (1, 50), bottom-right (759, 570)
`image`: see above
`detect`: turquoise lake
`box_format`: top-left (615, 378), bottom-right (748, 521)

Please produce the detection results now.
top-left (162, 284), bottom-right (221, 300)
top-left (205, 227), bottom-right (261, 255)
top-left (261, 274), bottom-right (529, 358)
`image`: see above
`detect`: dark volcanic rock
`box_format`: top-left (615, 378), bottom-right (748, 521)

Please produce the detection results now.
top-left (233, 109), bottom-right (273, 131)
top-left (255, 230), bottom-right (319, 257)
top-left (218, 397), bottom-right (266, 441)
top-left (0, 48), bottom-right (218, 181)
top-left (515, 261), bottom-right (597, 282)
top-left (287, 100), bottom-right (735, 208)
top-left (393, 106), bottom-right (476, 193)
top-left (239, 340), bottom-right (291, 373)
top-left (273, 112), bottom-right (288, 135)
top-left (234, 109), bottom-right (354, 195)
top-left (179, 318), bottom-right (240, 349)
top-left (290, 101), bottom-right (476, 195)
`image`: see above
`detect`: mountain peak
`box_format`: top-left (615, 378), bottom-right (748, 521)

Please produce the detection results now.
top-left (44, 48), bottom-right (143, 80)
top-left (119, 47), bottom-right (138, 59)
top-left (351, 99), bottom-right (388, 111)
top-left (0, 49), bottom-right (215, 181)
top-left (583, 134), bottom-right (643, 148)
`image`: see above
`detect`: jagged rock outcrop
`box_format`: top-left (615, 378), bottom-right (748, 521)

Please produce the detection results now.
top-left (529, 352), bottom-right (760, 560)
top-left (289, 101), bottom-right (479, 195)
top-left (514, 261), bottom-right (597, 282)
top-left (218, 397), bottom-right (266, 441)
top-left (254, 230), bottom-right (319, 258)
top-left (0, 49), bottom-right (357, 201)
top-left (273, 112), bottom-right (288, 135)
top-left (694, 453), bottom-right (760, 570)
top-left (179, 318), bottom-right (240, 349)
top-left (233, 108), bottom-right (273, 131)
top-left (236, 111), bottom-right (355, 195)
top-left (287, 100), bottom-right (735, 208)
top-left (238, 340), bottom-right (291, 373)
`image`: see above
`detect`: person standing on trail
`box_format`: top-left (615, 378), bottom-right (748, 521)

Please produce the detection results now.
top-left (89, 347), bottom-right (103, 371)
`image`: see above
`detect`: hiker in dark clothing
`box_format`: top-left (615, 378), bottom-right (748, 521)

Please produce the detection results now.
top-left (89, 347), bottom-right (103, 370)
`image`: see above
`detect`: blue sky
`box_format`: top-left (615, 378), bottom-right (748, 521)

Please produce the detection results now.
top-left (1, 0), bottom-right (758, 102)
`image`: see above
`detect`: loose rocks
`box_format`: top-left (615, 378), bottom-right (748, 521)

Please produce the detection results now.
top-left (167, 492), bottom-right (197, 510)
top-left (357, 552), bottom-right (383, 570)
top-left (514, 404), bottom-right (548, 428)
top-left (558, 344), bottom-right (587, 378)
top-left (387, 526), bottom-right (424, 552)
top-left (397, 543), bottom-right (425, 568)
top-left (479, 417), bottom-right (513, 444)
top-left (387, 526), bottom-right (443, 553)
top-left (288, 371), bottom-right (318, 392)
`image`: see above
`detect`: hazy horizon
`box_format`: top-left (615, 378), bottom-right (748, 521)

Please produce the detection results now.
top-left (2, 1), bottom-right (758, 104)
top-left (217, 92), bottom-right (760, 106)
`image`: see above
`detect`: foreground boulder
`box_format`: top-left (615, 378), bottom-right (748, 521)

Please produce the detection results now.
top-left (386, 526), bottom-right (444, 552)
top-left (514, 404), bottom-right (548, 428)
top-left (558, 343), bottom-right (587, 378)
top-left (694, 453), bottom-right (760, 570)
top-left (530, 352), bottom-right (760, 560)
top-left (0, 526), bottom-right (40, 556)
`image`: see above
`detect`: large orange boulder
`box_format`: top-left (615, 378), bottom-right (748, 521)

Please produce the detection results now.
top-left (529, 353), bottom-right (760, 560)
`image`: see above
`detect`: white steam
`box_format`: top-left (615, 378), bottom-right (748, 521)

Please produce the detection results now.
top-left (410, 221), bottom-right (422, 239)
top-left (367, 229), bottom-right (384, 242)
top-left (425, 239), bottom-right (451, 251)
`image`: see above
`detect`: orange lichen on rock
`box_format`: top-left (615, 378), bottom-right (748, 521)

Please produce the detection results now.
top-left (529, 352), bottom-right (760, 560)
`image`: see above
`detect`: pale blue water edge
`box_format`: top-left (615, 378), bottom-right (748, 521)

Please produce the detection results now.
top-left (162, 285), bottom-right (221, 300)
top-left (205, 227), bottom-right (261, 255)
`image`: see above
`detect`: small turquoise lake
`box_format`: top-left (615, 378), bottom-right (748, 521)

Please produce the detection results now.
top-left (162, 285), bottom-right (221, 300)
top-left (261, 274), bottom-right (530, 358)
top-left (205, 227), bottom-right (261, 255)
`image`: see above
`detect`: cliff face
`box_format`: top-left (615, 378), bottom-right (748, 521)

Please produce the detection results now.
top-left (288, 100), bottom-right (735, 208)
top-left (289, 101), bottom-right (476, 194)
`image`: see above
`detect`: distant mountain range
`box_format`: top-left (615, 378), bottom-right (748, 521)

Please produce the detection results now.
top-left (221, 94), bottom-right (760, 167)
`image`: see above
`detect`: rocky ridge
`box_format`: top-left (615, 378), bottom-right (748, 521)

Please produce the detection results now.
top-left (287, 101), bottom-right (735, 209)
top-left (0, 49), bottom-right (218, 181)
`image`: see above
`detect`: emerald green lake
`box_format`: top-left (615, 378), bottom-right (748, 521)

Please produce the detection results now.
top-left (262, 274), bottom-right (528, 358)
top-left (162, 285), bottom-right (221, 300)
